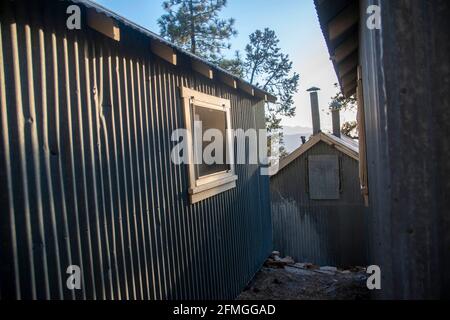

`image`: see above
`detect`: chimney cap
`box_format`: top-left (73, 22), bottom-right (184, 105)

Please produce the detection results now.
top-left (307, 87), bottom-right (321, 92)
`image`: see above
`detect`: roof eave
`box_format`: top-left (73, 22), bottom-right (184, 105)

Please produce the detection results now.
top-left (73, 0), bottom-right (277, 102)
top-left (271, 132), bottom-right (359, 177)
top-left (314, 0), bottom-right (360, 98)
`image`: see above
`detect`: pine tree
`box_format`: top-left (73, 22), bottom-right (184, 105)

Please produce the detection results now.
top-left (158, 0), bottom-right (237, 62)
top-left (243, 28), bottom-right (300, 157)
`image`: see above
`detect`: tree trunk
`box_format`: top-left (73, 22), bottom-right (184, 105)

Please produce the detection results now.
top-left (189, 0), bottom-right (196, 54)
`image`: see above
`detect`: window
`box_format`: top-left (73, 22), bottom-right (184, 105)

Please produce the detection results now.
top-left (180, 87), bottom-right (237, 204)
top-left (357, 65), bottom-right (369, 206)
top-left (308, 155), bottom-right (340, 200)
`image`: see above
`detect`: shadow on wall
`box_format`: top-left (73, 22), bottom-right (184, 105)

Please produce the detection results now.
top-left (271, 195), bottom-right (367, 268)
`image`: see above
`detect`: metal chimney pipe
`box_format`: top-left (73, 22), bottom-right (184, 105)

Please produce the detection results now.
top-left (330, 101), bottom-right (341, 138)
top-left (307, 87), bottom-right (321, 134)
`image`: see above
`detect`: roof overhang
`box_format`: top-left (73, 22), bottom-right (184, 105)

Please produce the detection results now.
top-left (72, 0), bottom-right (277, 103)
top-left (314, 0), bottom-right (360, 98)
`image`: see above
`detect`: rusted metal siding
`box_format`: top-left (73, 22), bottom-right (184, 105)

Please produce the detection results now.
top-left (0, 0), bottom-right (272, 300)
top-left (271, 141), bottom-right (367, 267)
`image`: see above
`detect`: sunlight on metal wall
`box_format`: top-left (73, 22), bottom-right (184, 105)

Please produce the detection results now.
top-left (0, 0), bottom-right (272, 300)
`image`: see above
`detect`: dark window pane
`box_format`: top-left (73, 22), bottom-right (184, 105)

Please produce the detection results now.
top-left (194, 105), bottom-right (230, 178)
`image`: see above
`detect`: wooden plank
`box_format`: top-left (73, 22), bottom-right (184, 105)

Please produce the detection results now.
top-left (334, 33), bottom-right (358, 63)
top-left (217, 73), bottom-right (237, 89)
top-left (343, 83), bottom-right (357, 98)
top-left (190, 181), bottom-right (236, 204)
top-left (238, 81), bottom-right (254, 97)
top-left (328, 3), bottom-right (359, 41)
top-left (267, 94), bottom-right (277, 103)
top-left (254, 90), bottom-right (268, 102)
top-left (189, 175), bottom-right (238, 194)
top-left (338, 51), bottom-right (358, 78)
top-left (87, 9), bottom-right (120, 41)
top-left (357, 65), bottom-right (369, 207)
top-left (308, 155), bottom-right (340, 200)
top-left (150, 41), bottom-right (177, 65)
top-left (341, 69), bottom-right (357, 88)
top-left (254, 89), bottom-right (277, 103)
top-left (192, 60), bottom-right (213, 79)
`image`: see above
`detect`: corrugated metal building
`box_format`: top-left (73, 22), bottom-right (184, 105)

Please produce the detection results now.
top-left (0, 0), bottom-right (275, 300)
top-left (271, 88), bottom-right (366, 267)
top-left (315, 0), bottom-right (450, 299)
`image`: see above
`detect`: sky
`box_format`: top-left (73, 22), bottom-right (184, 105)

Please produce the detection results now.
top-left (94, 0), bottom-right (356, 132)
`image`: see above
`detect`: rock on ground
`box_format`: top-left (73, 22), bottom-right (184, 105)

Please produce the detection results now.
top-left (238, 263), bottom-right (369, 300)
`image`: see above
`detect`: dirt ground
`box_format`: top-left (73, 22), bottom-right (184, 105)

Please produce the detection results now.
top-left (238, 256), bottom-right (370, 300)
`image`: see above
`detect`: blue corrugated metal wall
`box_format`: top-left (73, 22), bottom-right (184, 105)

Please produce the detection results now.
top-left (0, 0), bottom-right (272, 300)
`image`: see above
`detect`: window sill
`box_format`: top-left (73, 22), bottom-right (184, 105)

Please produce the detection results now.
top-left (189, 175), bottom-right (238, 204)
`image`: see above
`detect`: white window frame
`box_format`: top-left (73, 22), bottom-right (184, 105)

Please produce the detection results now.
top-left (180, 87), bottom-right (237, 204)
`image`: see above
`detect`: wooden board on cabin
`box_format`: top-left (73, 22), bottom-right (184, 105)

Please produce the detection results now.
top-left (308, 155), bottom-right (340, 200)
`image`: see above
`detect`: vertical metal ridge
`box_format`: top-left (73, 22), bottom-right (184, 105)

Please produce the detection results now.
top-left (152, 60), bottom-right (170, 299)
top-left (10, 11), bottom-right (37, 299)
top-left (48, 3), bottom-right (75, 299)
top-left (49, 20), bottom-right (69, 299)
top-left (155, 61), bottom-right (175, 299)
top-left (73, 34), bottom-right (96, 299)
top-left (140, 57), bottom-right (159, 300)
top-left (130, 58), bottom-right (148, 299)
top-left (163, 65), bottom-right (183, 300)
top-left (99, 42), bottom-right (119, 300)
top-left (114, 51), bottom-right (134, 300)
top-left (168, 70), bottom-right (187, 299)
top-left (0, 12), bottom-right (21, 300)
top-left (84, 39), bottom-right (107, 300)
top-left (124, 55), bottom-right (141, 299)
top-left (157, 65), bottom-right (178, 300)
top-left (134, 56), bottom-right (151, 300)
top-left (106, 44), bottom-right (126, 300)
top-left (61, 28), bottom-right (84, 300)
top-left (121, 55), bottom-right (139, 299)
top-left (24, 17), bottom-right (51, 299)
top-left (144, 57), bottom-right (160, 300)
top-left (93, 42), bottom-right (115, 300)
top-left (60, 30), bottom-right (77, 301)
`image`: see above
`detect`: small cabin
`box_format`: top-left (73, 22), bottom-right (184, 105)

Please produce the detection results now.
top-left (270, 88), bottom-right (366, 267)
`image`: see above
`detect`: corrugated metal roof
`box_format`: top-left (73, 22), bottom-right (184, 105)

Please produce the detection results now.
top-left (326, 132), bottom-right (359, 154)
top-left (70, 0), bottom-right (277, 102)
